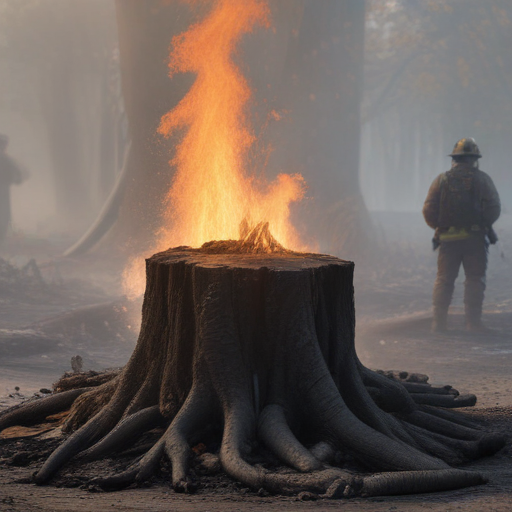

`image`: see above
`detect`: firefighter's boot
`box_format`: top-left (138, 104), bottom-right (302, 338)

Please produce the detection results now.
top-left (464, 269), bottom-right (487, 332)
top-left (465, 305), bottom-right (493, 333)
top-left (465, 302), bottom-right (481, 331)
top-left (431, 308), bottom-right (448, 333)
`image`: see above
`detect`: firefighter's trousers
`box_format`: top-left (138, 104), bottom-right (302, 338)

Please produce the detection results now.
top-left (432, 235), bottom-right (488, 326)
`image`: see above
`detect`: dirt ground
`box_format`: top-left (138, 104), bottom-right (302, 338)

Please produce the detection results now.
top-left (1, 212), bottom-right (512, 511)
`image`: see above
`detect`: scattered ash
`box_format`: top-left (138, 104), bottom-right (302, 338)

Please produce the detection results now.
top-left (0, 429), bottom-right (259, 496)
top-left (0, 389), bottom-right (53, 414)
top-left (0, 425), bottom-right (361, 499)
top-left (0, 258), bottom-right (47, 301)
top-left (0, 407), bottom-right (511, 503)
top-left (0, 434), bottom-right (61, 469)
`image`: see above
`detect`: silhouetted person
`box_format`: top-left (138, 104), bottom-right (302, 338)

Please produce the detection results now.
top-left (423, 138), bottom-right (501, 333)
top-left (0, 134), bottom-right (23, 245)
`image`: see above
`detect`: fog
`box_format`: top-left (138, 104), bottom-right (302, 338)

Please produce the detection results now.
top-left (0, 0), bottom-right (119, 237)
top-left (361, 1), bottom-right (512, 213)
top-left (1, 5), bottom-right (512, 505)
top-left (1, 1), bottom-right (510, 247)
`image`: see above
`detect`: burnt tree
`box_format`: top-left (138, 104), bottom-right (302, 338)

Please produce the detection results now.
top-left (0, 231), bottom-right (504, 497)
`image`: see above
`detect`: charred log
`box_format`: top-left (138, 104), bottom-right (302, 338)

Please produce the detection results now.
top-left (0, 389), bottom-right (87, 431)
top-left (54, 369), bottom-right (121, 393)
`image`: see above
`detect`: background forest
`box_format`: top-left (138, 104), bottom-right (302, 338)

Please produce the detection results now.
top-left (2, 5), bottom-right (512, 508)
top-left (0, 0), bottom-right (511, 256)
top-left (362, 0), bottom-right (512, 213)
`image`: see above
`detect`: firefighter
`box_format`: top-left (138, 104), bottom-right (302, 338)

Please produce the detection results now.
top-left (423, 138), bottom-right (501, 333)
top-left (0, 134), bottom-right (23, 245)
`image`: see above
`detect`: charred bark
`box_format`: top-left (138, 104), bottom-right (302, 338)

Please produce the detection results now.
top-left (0, 243), bottom-right (504, 497)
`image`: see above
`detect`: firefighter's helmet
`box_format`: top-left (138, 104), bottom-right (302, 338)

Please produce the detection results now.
top-left (449, 137), bottom-right (482, 158)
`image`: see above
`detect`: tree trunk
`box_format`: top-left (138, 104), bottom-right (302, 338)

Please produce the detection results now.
top-left (1, 231), bottom-right (503, 497)
top-left (39, 62), bottom-right (89, 225)
top-left (269, 0), bottom-right (373, 258)
top-left (111, 0), bottom-right (199, 251)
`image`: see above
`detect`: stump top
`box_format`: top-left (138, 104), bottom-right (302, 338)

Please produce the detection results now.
top-left (149, 246), bottom-right (353, 271)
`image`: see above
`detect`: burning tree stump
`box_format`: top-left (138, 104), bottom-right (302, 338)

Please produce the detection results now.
top-left (0, 229), bottom-right (505, 497)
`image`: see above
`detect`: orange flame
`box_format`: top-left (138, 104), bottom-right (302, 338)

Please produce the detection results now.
top-left (124, 0), bottom-right (307, 298)
top-left (158, 0), bottom-right (305, 249)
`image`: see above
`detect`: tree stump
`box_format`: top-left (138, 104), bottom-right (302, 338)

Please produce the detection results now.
top-left (0, 235), bottom-right (505, 497)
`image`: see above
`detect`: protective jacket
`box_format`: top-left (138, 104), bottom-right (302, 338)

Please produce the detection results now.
top-left (423, 163), bottom-right (501, 241)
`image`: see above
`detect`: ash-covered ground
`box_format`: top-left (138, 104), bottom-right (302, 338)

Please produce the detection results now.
top-left (356, 212), bottom-right (512, 412)
top-left (1, 212), bottom-right (512, 512)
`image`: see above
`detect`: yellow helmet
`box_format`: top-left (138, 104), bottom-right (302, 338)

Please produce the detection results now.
top-left (449, 137), bottom-right (482, 158)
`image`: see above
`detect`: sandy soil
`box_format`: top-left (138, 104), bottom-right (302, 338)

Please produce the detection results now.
top-left (1, 212), bottom-right (512, 511)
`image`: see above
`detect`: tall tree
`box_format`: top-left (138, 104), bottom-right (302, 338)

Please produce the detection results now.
top-left (0, 0), bottom-right (118, 226)
top-left (272, 0), bottom-right (370, 256)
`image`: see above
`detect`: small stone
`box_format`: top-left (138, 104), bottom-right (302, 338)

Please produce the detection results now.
top-left (14, 386), bottom-right (20, 392)
top-left (174, 478), bottom-right (197, 494)
top-left (196, 453), bottom-right (221, 475)
top-left (257, 487), bottom-right (269, 497)
top-left (39, 388), bottom-right (52, 394)
top-left (81, 483), bottom-right (104, 493)
top-left (297, 491), bottom-right (318, 501)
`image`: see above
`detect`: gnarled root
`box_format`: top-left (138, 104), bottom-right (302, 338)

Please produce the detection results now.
top-left (79, 405), bottom-right (164, 461)
top-left (357, 469), bottom-right (487, 498)
top-left (0, 388), bottom-right (88, 431)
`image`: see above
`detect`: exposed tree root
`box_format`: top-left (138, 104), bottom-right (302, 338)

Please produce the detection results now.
top-left (420, 404), bottom-right (484, 428)
top-left (0, 389), bottom-right (87, 431)
top-left (0, 245), bottom-right (505, 498)
top-left (400, 382), bottom-right (458, 395)
top-left (79, 405), bottom-right (164, 460)
top-left (258, 404), bottom-right (323, 472)
top-left (409, 393), bottom-right (477, 408)
top-left (356, 469), bottom-right (486, 498)
top-left (401, 410), bottom-right (485, 441)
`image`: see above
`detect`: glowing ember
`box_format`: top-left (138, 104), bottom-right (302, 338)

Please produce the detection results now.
top-left (124, 0), bottom-right (307, 298)
top-left (201, 221), bottom-right (290, 254)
